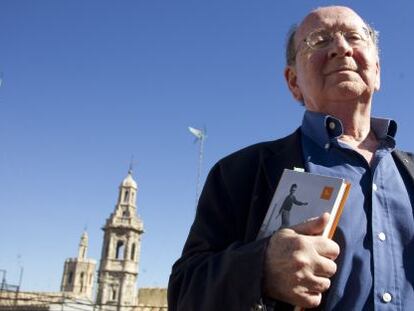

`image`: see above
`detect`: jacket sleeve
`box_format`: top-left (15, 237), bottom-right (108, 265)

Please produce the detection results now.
top-left (167, 161), bottom-right (270, 311)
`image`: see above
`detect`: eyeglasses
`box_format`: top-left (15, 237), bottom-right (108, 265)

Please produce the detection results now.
top-left (301, 27), bottom-right (372, 50)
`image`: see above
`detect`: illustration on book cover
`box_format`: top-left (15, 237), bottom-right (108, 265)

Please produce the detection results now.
top-left (257, 169), bottom-right (349, 240)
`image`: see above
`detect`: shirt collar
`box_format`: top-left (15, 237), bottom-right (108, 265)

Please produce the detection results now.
top-left (301, 110), bottom-right (397, 150)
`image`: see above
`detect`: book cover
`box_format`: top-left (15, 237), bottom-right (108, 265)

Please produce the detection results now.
top-left (257, 168), bottom-right (350, 240)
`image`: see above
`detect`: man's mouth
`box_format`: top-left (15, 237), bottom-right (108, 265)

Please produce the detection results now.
top-left (326, 68), bottom-right (356, 75)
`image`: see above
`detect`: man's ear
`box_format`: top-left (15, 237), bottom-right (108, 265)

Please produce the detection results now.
top-left (374, 58), bottom-right (381, 91)
top-left (284, 66), bottom-right (303, 101)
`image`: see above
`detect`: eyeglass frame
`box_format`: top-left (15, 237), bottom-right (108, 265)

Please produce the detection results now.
top-left (301, 27), bottom-right (373, 51)
top-left (287, 25), bottom-right (378, 65)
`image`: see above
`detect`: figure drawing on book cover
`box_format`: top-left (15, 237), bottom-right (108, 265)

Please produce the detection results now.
top-left (257, 169), bottom-right (350, 240)
top-left (276, 183), bottom-right (308, 228)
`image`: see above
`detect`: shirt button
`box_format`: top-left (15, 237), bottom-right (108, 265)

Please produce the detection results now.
top-left (373, 183), bottom-right (378, 191)
top-left (329, 121), bottom-right (336, 130)
top-left (382, 292), bottom-right (392, 303)
top-left (324, 143), bottom-right (330, 149)
top-left (378, 232), bottom-right (386, 241)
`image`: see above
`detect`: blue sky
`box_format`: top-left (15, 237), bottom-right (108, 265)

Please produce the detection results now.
top-left (0, 0), bottom-right (413, 292)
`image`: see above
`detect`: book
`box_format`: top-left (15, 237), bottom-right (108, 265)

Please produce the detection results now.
top-left (257, 168), bottom-right (351, 240)
top-left (257, 168), bottom-right (351, 311)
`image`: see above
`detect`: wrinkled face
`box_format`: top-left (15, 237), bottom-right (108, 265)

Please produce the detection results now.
top-left (285, 6), bottom-right (380, 113)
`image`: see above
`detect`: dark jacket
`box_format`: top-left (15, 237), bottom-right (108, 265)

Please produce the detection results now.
top-left (168, 129), bottom-right (414, 311)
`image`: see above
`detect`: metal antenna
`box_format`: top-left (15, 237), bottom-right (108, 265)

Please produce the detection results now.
top-left (17, 254), bottom-right (23, 292)
top-left (0, 73), bottom-right (3, 108)
top-left (188, 126), bottom-right (207, 209)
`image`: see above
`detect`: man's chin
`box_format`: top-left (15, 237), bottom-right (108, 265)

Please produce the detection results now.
top-left (327, 82), bottom-right (367, 99)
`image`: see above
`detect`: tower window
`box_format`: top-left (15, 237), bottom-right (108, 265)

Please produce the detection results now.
top-left (80, 272), bottom-right (85, 292)
top-left (122, 208), bottom-right (129, 217)
top-left (131, 243), bottom-right (136, 260)
top-left (115, 241), bottom-right (125, 260)
top-left (112, 288), bottom-right (117, 300)
top-left (68, 271), bottom-right (73, 284)
top-left (124, 190), bottom-right (129, 202)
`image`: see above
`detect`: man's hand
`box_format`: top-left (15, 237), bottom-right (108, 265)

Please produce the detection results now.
top-left (263, 213), bottom-right (340, 308)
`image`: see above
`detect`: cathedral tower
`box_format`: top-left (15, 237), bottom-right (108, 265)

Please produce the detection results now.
top-left (60, 231), bottom-right (96, 300)
top-left (95, 170), bottom-right (144, 311)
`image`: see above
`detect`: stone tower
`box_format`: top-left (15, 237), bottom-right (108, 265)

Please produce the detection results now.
top-left (60, 231), bottom-right (96, 300)
top-left (95, 170), bottom-right (144, 311)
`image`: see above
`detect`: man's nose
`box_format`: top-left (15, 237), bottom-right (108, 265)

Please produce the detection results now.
top-left (328, 35), bottom-right (353, 59)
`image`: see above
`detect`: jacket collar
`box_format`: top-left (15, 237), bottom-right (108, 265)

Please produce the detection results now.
top-left (262, 128), bottom-right (305, 194)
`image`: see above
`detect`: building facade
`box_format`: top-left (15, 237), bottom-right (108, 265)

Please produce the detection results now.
top-left (60, 231), bottom-right (96, 300)
top-left (95, 171), bottom-right (144, 311)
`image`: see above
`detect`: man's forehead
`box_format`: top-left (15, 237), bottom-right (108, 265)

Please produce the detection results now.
top-left (296, 6), bottom-right (366, 38)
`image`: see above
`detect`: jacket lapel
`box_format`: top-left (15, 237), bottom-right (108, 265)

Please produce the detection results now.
top-left (244, 129), bottom-right (305, 241)
top-left (262, 129), bottom-right (305, 193)
top-left (393, 150), bottom-right (414, 182)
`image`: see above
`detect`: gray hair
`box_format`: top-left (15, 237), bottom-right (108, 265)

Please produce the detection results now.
top-left (285, 22), bottom-right (380, 66)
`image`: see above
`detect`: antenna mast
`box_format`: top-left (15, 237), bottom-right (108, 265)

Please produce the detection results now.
top-left (188, 127), bottom-right (207, 209)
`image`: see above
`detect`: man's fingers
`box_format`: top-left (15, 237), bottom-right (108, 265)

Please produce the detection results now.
top-left (313, 256), bottom-right (337, 278)
top-left (312, 236), bottom-right (340, 260)
top-left (301, 293), bottom-right (323, 309)
top-left (292, 275), bottom-right (330, 308)
top-left (291, 213), bottom-right (330, 236)
top-left (308, 275), bottom-right (331, 293)
top-left (292, 289), bottom-right (323, 309)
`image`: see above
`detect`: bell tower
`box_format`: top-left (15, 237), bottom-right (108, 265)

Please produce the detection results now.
top-left (95, 170), bottom-right (144, 311)
top-left (60, 231), bottom-right (96, 300)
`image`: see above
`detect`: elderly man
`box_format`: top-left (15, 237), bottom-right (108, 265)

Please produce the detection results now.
top-left (168, 6), bottom-right (414, 310)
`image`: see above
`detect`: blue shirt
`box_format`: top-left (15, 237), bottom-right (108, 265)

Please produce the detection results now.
top-left (300, 110), bottom-right (414, 310)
